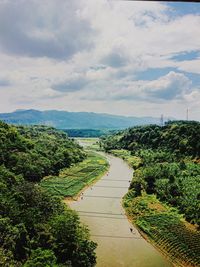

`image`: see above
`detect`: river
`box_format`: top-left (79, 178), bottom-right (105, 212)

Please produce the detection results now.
top-left (69, 152), bottom-right (172, 267)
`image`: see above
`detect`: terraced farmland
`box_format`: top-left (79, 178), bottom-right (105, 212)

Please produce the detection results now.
top-left (124, 193), bottom-right (200, 267)
top-left (40, 152), bottom-right (109, 198)
top-left (138, 214), bottom-right (200, 267)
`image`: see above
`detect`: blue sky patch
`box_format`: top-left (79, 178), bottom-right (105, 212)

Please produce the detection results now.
top-left (171, 51), bottom-right (200, 61)
top-left (167, 2), bottom-right (200, 16)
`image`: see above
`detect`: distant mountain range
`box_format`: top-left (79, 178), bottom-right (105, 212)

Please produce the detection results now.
top-left (0, 109), bottom-right (167, 129)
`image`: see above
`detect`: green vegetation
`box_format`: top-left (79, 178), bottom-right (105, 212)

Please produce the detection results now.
top-left (101, 121), bottom-right (200, 266)
top-left (76, 138), bottom-right (103, 151)
top-left (124, 193), bottom-right (200, 267)
top-left (0, 121), bottom-right (97, 266)
top-left (101, 121), bottom-right (200, 225)
top-left (40, 152), bottom-right (109, 198)
top-left (102, 120), bottom-right (200, 158)
top-left (1, 123), bottom-right (85, 182)
top-left (130, 160), bottom-right (200, 225)
top-left (77, 138), bottom-right (99, 143)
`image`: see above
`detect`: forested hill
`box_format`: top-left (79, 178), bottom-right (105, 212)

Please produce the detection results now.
top-left (0, 123), bottom-right (85, 182)
top-left (101, 120), bottom-right (200, 227)
top-left (0, 109), bottom-right (161, 129)
top-left (0, 121), bottom-right (97, 266)
top-left (102, 120), bottom-right (200, 158)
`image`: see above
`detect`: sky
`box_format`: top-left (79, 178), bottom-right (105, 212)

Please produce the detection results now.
top-left (0, 0), bottom-right (200, 121)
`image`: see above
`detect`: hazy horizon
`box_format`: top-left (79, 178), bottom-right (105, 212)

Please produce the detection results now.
top-left (0, 108), bottom-right (177, 121)
top-left (0, 1), bottom-right (199, 120)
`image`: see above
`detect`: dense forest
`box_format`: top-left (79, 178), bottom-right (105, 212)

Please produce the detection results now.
top-left (0, 121), bottom-right (96, 266)
top-left (102, 120), bottom-right (200, 157)
top-left (101, 121), bottom-right (200, 226)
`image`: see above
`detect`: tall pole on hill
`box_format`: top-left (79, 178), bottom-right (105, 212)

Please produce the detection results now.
top-left (186, 108), bottom-right (189, 121)
top-left (160, 114), bottom-right (164, 126)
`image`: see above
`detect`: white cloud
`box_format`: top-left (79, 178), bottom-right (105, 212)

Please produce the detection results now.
top-left (175, 59), bottom-right (200, 75)
top-left (143, 71), bottom-right (192, 100)
top-left (0, 0), bottom-right (94, 59)
top-left (0, 0), bottom-right (199, 120)
top-left (78, 71), bottom-right (192, 102)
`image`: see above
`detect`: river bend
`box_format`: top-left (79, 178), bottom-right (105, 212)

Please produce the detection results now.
top-left (69, 153), bottom-right (172, 267)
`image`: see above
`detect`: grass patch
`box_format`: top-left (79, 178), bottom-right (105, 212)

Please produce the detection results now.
top-left (77, 138), bottom-right (99, 143)
top-left (40, 151), bottom-right (109, 198)
top-left (123, 193), bottom-right (200, 267)
top-left (110, 149), bottom-right (142, 169)
top-left (77, 138), bottom-right (103, 151)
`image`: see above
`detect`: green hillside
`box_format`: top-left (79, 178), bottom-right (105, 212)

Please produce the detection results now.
top-left (102, 120), bottom-right (200, 158)
top-left (101, 120), bottom-right (200, 266)
top-left (101, 121), bottom-right (200, 225)
top-left (0, 121), bottom-right (96, 266)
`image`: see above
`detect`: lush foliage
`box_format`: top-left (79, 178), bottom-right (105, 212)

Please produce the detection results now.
top-left (0, 122), bottom-right (97, 266)
top-left (101, 121), bottom-right (200, 266)
top-left (0, 169), bottom-right (97, 266)
top-left (101, 121), bottom-right (200, 158)
top-left (130, 161), bottom-right (200, 225)
top-left (40, 152), bottom-right (109, 198)
top-left (101, 121), bottom-right (200, 225)
top-left (0, 123), bottom-right (85, 182)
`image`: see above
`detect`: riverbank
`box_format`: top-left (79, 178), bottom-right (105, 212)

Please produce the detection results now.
top-left (123, 192), bottom-right (200, 267)
top-left (69, 152), bottom-right (172, 267)
top-left (40, 151), bottom-right (109, 198)
top-left (109, 149), bottom-right (200, 267)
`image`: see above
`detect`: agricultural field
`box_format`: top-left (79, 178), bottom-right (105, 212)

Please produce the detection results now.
top-left (76, 137), bottom-right (102, 151)
top-left (123, 192), bottom-right (200, 267)
top-left (76, 137), bottom-right (99, 143)
top-left (40, 151), bottom-right (109, 198)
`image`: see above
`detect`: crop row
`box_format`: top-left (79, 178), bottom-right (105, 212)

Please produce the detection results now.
top-left (137, 214), bottom-right (200, 266)
top-left (40, 152), bottom-right (109, 197)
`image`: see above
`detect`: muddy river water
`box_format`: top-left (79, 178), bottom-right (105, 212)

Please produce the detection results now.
top-left (69, 152), bottom-right (172, 267)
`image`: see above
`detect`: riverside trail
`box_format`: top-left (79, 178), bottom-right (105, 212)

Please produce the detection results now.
top-left (68, 151), bottom-right (172, 267)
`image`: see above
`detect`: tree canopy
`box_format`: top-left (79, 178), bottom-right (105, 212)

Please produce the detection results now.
top-left (101, 121), bottom-right (200, 226)
top-left (0, 121), bottom-right (97, 266)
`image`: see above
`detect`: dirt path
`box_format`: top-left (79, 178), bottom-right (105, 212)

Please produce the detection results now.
top-left (69, 153), bottom-right (172, 267)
